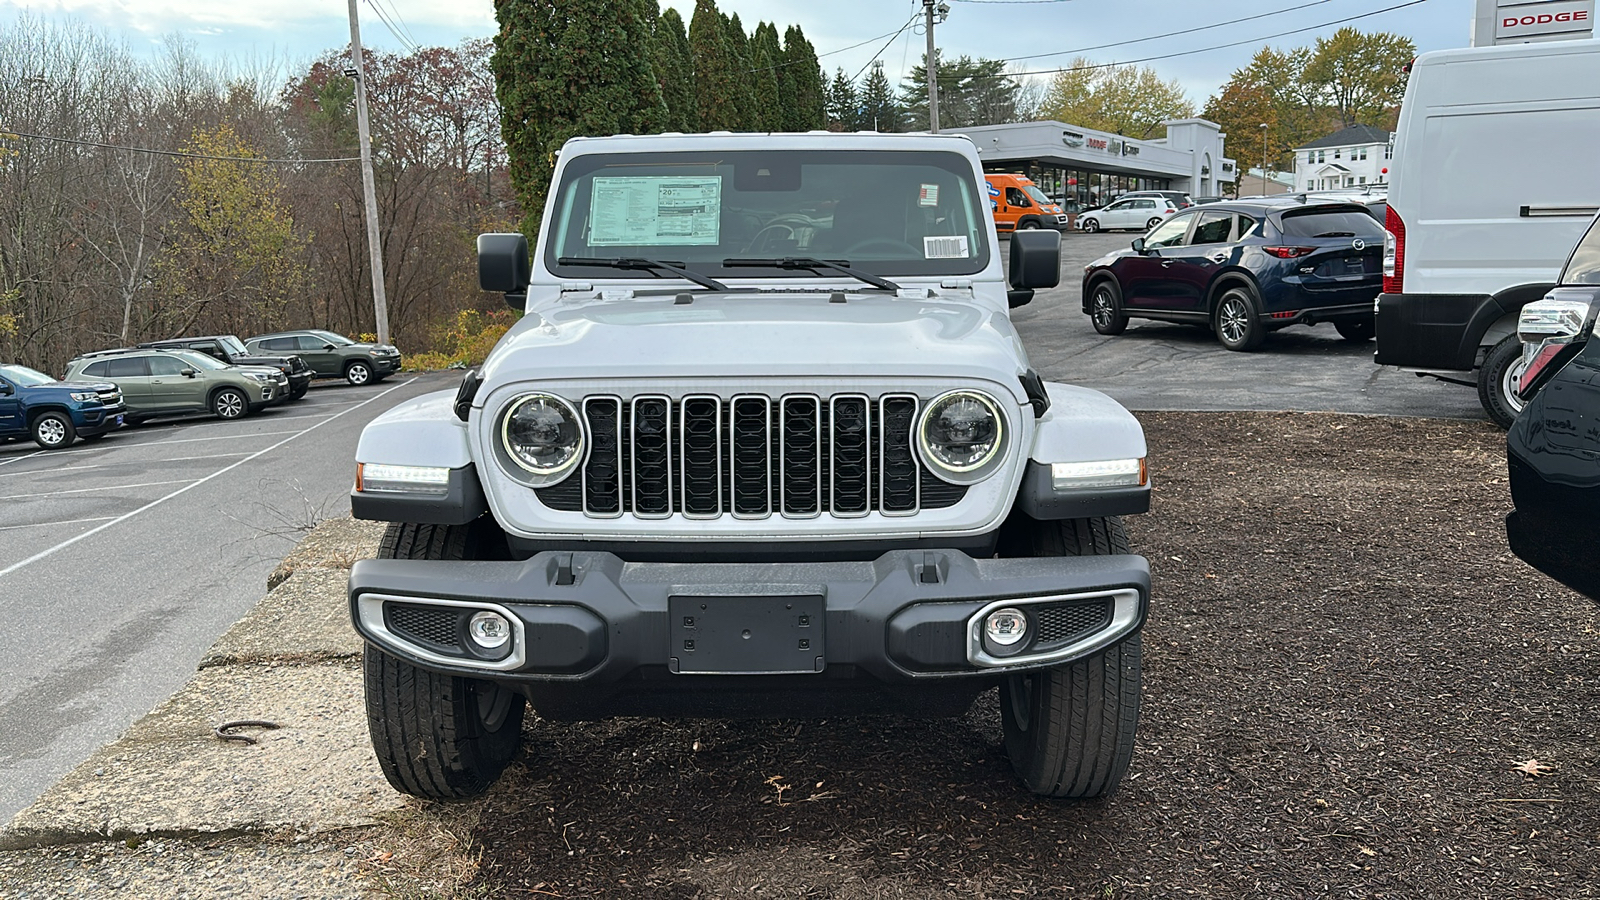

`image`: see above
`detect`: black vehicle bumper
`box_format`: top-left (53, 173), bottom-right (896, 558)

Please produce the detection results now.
top-left (1375, 291), bottom-right (1510, 370)
top-left (348, 549), bottom-right (1149, 718)
top-left (73, 404), bottom-right (126, 436)
top-left (287, 373), bottom-right (312, 395)
top-left (1260, 301), bottom-right (1373, 328)
top-left (373, 356), bottom-right (401, 376)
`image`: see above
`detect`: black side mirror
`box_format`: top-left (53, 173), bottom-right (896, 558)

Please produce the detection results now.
top-left (0, 382), bottom-right (13, 396)
top-left (322, 344), bottom-right (336, 350)
top-left (181, 368), bottom-right (198, 377)
top-left (1131, 237), bottom-right (1146, 254)
top-left (478, 232), bottom-right (531, 312)
top-left (1009, 229), bottom-right (1061, 291)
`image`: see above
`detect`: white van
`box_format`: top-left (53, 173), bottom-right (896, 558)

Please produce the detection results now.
top-left (1374, 39), bottom-right (1600, 427)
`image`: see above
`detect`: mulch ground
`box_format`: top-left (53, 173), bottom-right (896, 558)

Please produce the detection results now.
top-left (466, 412), bottom-right (1600, 899)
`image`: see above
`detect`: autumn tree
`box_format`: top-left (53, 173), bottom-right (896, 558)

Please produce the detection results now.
top-left (1036, 58), bottom-right (1195, 139)
top-left (493, 0), bottom-right (667, 237)
top-left (1303, 28), bottom-right (1415, 129)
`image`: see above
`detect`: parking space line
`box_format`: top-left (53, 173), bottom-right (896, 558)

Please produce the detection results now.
top-left (0, 450), bottom-right (48, 470)
top-left (0, 377), bottom-right (416, 580)
top-left (0, 516), bottom-right (118, 533)
top-left (0, 463), bottom-right (105, 479)
top-left (0, 452), bottom-right (253, 480)
top-left (131, 430), bottom-right (307, 447)
top-left (2, 479), bottom-right (194, 501)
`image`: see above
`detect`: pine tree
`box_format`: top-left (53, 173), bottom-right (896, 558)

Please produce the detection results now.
top-left (492, 0), bottom-right (668, 237)
top-left (860, 61), bottom-right (899, 132)
top-left (689, 0), bottom-right (741, 131)
top-left (749, 26), bottom-right (783, 132)
top-left (723, 12), bottom-right (760, 130)
top-left (781, 25), bottom-right (826, 131)
top-left (761, 21), bottom-right (800, 133)
top-left (826, 68), bottom-right (860, 132)
top-left (654, 7), bottom-right (696, 131)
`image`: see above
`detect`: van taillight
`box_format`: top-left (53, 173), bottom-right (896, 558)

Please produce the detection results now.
top-left (1383, 206), bottom-right (1405, 293)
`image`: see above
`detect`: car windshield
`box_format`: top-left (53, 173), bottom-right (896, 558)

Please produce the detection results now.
top-left (221, 336), bottom-right (249, 356)
top-left (1278, 209), bottom-right (1385, 238)
top-left (1560, 216), bottom-right (1600, 285)
top-left (0, 364), bottom-right (53, 386)
top-left (545, 148), bottom-right (989, 281)
top-left (309, 330), bottom-right (356, 346)
top-left (174, 350), bottom-right (229, 370)
top-left (1023, 185), bottom-right (1053, 206)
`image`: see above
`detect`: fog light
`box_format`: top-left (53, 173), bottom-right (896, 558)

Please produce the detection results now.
top-left (984, 608), bottom-right (1029, 649)
top-left (468, 611), bottom-right (511, 649)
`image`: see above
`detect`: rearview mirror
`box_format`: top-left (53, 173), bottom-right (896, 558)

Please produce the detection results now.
top-left (478, 232), bottom-right (531, 311)
top-left (1130, 238), bottom-right (1146, 254)
top-left (1008, 229), bottom-right (1061, 291)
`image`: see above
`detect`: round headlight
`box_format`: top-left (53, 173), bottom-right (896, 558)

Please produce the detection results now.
top-left (501, 393), bottom-right (584, 478)
top-left (918, 390), bottom-right (1004, 479)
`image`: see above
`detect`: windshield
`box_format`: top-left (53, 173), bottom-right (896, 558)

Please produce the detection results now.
top-left (1023, 185), bottom-right (1053, 206)
top-left (1561, 216), bottom-right (1600, 285)
top-left (221, 336), bottom-right (249, 356)
top-left (175, 350), bottom-right (229, 370)
top-left (546, 149), bottom-right (989, 281)
top-left (0, 364), bottom-right (53, 386)
top-left (309, 329), bottom-right (356, 346)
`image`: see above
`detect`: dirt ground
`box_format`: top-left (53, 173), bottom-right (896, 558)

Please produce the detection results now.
top-left (462, 412), bottom-right (1600, 899)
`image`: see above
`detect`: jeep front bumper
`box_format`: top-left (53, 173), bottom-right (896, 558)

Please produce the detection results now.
top-left (349, 549), bottom-right (1148, 717)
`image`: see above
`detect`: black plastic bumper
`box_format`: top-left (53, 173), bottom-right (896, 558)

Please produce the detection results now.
top-left (74, 405), bottom-right (126, 436)
top-left (1376, 291), bottom-right (1505, 370)
top-left (349, 549), bottom-right (1149, 717)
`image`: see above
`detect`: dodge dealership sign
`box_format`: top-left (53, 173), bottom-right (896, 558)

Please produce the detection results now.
top-left (1474, 0), bottom-right (1595, 44)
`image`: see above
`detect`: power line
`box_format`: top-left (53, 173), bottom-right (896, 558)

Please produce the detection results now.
top-left (374, 0), bottom-right (421, 48)
top-left (364, 0), bottom-right (420, 52)
top-left (0, 129), bottom-right (360, 164)
top-left (998, 0), bottom-right (1338, 64)
top-left (748, 18), bottom-right (921, 74)
top-left (850, 12), bottom-right (922, 82)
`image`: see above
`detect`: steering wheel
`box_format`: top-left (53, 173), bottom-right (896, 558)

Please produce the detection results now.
top-left (746, 223), bottom-right (797, 254)
top-left (844, 237), bottom-right (920, 258)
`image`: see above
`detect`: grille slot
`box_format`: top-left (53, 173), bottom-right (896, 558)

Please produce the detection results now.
top-left (533, 391), bottom-right (972, 517)
top-left (386, 603), bottom-right (462, 652)
top-left (1033, 600), bottom-right (1113, 646)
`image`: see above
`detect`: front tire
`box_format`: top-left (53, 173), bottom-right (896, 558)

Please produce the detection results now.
top-left (212, 387), bottom-right (248, 420)
top-left (1214, 287), bottom-right (1265, 351)
top-left (289, 384), bottom-right (309, 401)
top-left (998, 517), bottom-right (1141, 799)
top-left (1335, 319), bottom-right (1375, 342)
top-left (30, 412), bottom-right (76, 449)
top-left (1089, 280), bottom-right (1129, 336)
top-left (1479, 334), bottom-right (1526, 429)
top-left (1019, 219), bottom-right (1040, 230)
top-left (1145, 217), bottom-right (1163, 231)
top-left (345, 361), bottom-right (373, 386)
top-left (365, 521), bottom-right (525, 801)
top-left (1080, 218), bottom-right (1099, 234)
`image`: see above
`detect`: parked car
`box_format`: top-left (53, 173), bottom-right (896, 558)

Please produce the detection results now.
top-left (0, 364), bottom-right (125, 449)
top-left (138, 335), bottom-right (313, 400)
top-left (1077, 196), bottom-right (1177, 234)
top-left (1081, 199), bottom-right (1384, 350)
top-left (244, 330), bottom-right (401, 386)
top-left (63, 347), bottom-right (287, 423)
top-left (1505, 213), bottom-right (1600, 601)
top-left (1119, 190), bottom-right (1194, 210)
top-left (1376, 39), bottom-right (1600, 428)
top-left (345, 131), bottom-right (1153, 803)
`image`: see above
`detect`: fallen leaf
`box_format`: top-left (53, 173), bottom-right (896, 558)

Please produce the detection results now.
top-left (1512, 758), bottom-right (1555, 777)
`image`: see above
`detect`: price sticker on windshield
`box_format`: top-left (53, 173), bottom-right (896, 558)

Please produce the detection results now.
top-left (923, 235), bottom-right (969, 259)
top-left (919, 183), bottom-right (940, 207)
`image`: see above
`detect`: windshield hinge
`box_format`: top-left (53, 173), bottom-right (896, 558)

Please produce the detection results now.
top-left (939, 279), bottom-right (973, 290)
top-left (896, 287), bottom-right (932, 300)
top-left (559, 281), bottom-right (592, 293)
top-left (599, 289), bottom-right (635, 301)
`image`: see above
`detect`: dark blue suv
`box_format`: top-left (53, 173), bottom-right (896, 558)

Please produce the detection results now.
top-left (0, 364), bottom-right (126, 449)
top-left (1081, 200), bottom-right (1385, 350)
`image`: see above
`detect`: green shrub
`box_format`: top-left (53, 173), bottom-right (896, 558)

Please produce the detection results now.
top-left (403, 309), bottom-right (516, 371)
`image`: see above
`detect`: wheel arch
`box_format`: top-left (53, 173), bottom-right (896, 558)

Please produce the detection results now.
top-left (1081, 271), bottom-right (1120, 313)
top-left (1203, 270), bottom-right (1260, 316)
top-left (25, 403), bottom-right (72, 425)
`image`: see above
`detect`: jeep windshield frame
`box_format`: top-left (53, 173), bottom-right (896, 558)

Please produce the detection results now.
top-left (543, 149), bottom-right (990, 283)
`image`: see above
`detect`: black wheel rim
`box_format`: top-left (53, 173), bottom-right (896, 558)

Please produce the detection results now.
top-left (1218, 297), bottom-right (1249, 344)
top-left (1092, 289), bottom-right (1115, 329)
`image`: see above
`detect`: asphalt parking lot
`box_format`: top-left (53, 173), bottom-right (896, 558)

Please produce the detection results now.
top-left (0, 373), bottom-right (451, 822)
top-left (1015, 231), bottom-right (1486, 421)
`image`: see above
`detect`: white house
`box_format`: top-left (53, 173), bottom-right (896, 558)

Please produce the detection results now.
top-left (1292, 124), bottom-right (1393, 191)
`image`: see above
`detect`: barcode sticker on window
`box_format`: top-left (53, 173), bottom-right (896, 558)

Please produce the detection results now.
top-left (923, 235), bottom-right (969, 259)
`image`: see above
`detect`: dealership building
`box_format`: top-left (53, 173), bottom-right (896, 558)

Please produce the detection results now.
top-left (945, 118), bottom-right (1236, 210)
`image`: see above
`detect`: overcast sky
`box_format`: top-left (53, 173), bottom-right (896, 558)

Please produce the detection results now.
top-left (5, 0), bottom-right (1477, 104)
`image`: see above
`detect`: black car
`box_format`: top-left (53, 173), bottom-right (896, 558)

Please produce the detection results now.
top-left (1505, 213), bottom-right (1600, 601)
top-left (138, 334), bottom-right (313, 400)
top-left (1081, 199), bottom-right (1385, 351)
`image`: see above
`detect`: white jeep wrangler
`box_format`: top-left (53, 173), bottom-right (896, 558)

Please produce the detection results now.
top-left (347, 132), bottom-right (1153, 801)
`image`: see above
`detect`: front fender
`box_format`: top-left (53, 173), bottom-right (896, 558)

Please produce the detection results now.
top-left (1016, 383), bottom-right (1150, 520)
top-left (352, 390), bottom-right (488, 525)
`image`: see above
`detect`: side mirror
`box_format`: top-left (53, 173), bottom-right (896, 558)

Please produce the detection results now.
top-left (181, 368), bottom-right (198, 378)
top-left (1008, 229), bottom-right (1061, 291)
top-left (478, 232), bottom-right (531, 312)
top-left (0, 382), bottom-right (12, 396)
top-left (322, 344), bottom-right (336, 350)
top-left (1131, 237), bottom-right (1146, 254)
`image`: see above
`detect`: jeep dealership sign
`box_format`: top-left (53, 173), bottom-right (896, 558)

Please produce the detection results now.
top-left (1474, 0), bottom-right (1595, 44)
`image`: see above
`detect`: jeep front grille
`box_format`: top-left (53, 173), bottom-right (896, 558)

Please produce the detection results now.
top-left (536, 393), bottom-right (966, 518)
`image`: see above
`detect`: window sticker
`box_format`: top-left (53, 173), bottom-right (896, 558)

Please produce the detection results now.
top-left (919, 183), bottom-right (940, 207)
top-left (923, 235), bottom-right (969, 259)
top-left (589, 176), bottom-right (722, 246)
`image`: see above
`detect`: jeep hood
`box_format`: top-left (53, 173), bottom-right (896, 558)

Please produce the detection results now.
top-left (479, 293), bottom-right (1028, 390)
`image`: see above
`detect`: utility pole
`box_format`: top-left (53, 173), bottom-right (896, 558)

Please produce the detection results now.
top-left (924, 0), bottom-right (947, 133)
top-left (346, 0), bottom-right (391, 346)
top-left (1259, 123), bottom-right (1269, 194)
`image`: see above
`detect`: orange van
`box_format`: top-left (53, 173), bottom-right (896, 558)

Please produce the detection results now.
top-left (985, 173), bottom-right (1069, 233)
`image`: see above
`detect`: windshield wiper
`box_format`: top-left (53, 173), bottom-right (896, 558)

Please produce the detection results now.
top-left (558, 256), bottom-right (729, 292)
top-left (722, 257), bottom-right (900, 292)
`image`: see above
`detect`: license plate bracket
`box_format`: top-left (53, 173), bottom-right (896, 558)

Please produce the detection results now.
top-left (668, 595), bottom-right (825, 674)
